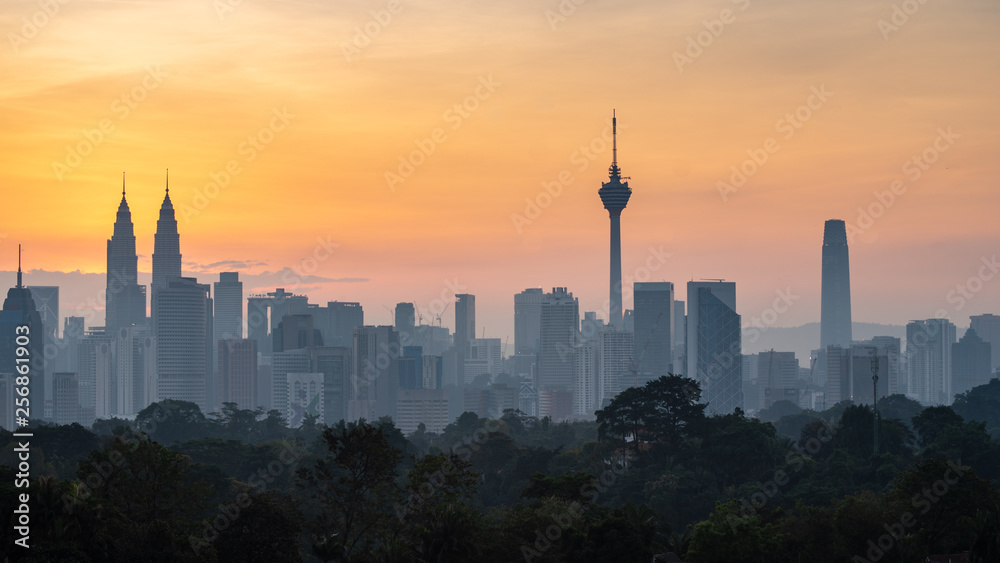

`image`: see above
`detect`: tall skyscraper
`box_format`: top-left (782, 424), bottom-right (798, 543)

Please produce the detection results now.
top-left (687, 281), bottom-right (742, 415)
top-left (538, 287), bottom-right (579, 393)
top-left (106, 177), bottom-right (147, 334)
top-left (218, 339), bottom-right (258, 410)
top-left (311, 346), bottom-right (351, 425)
top-left (394, 302), bottom-right (415, 337)
top-left (154, 277), bottom-right (211, 410)
top-left (820, 219), bottom-right (852, 349)
top-left (115, 325), bottom-right (155, 416)
top-left (214, 272), bottom-right (243, 340)
top-left (151, 174), bottom-right (182, 307)
top-left (514, 288), bottom-right (544, 355)
top-left (952, 328), bottom-right (992, 397)
top-left (907, 319), bottom-right (957, 405)
top-left (1, 247), bottom-right (45, 410)
top-left (454, 294), bottom-right (475, 385)
top-left (633, 282), bottom-right (674, 383)
top-left (599, 328), bottom-right (633, 407)
top-left (969, 314), bottom-right (1000, 375)
top-left (598, 111), bottom-right (631, 329)
top-left (349, 325), bottom-right (400, 422)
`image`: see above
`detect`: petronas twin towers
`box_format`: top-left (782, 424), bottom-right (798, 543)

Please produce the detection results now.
top-left (105, 172), bottom-right (182, 332)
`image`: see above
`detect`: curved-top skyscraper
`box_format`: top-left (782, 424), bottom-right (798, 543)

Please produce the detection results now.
top-left (598, 111), bottom-right (631, 329)
top-left (152, 170), bottom-right (182, 300)
top-left (820, 219), bottom-right (852, 349)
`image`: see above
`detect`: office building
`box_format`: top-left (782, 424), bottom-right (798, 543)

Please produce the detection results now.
top-left (687, 281), bottom-right (742, 415)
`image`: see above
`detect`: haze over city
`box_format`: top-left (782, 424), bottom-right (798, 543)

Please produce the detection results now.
top-left (3, 0), bottom-right (1000, 347)
top-left (3, 1), bottom-right (1000, 561)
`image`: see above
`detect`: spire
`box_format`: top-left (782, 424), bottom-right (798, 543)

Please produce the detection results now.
top-left (165, 168), bottom-right (169, 195)
top-left (608, 109), bottom-right (621, 181)
top-left (122, 171), bottom-right (126, 197)
top-left (16, 244), bottom-right (22, 289)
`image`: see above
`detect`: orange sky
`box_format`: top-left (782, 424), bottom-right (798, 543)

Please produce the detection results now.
top-left (2, 0), bottom-right (999, 349)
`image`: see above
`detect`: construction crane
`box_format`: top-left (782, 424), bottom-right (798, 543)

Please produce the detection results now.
top-left (382, 305), bottom-right (394, 325)
top-left (435, 301), bottom-right (451, 327)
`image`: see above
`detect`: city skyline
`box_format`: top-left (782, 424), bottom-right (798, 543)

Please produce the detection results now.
top-left (2, 0), bottom-right (999, 353)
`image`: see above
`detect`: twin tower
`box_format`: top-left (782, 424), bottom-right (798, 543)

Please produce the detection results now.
top-left (106, 172), bottom-right (182, 333)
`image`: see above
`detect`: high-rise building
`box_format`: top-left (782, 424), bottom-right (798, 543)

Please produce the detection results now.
top-left (151, 176), bottom-right (182, 310)
top-left (105, 178), bottom-right (146, 334)
top-left (634, 282), bottom-right (674, 383)
top-left (313, 301), bottom-right (365, 349)
top-left (454, 294), bottom-right (475, 385)
top-left (464, 338), bottom-right (502, 384)
top-left (273, 314), bottom-right (322, 353)
top-left (824, 345), bottom-right (850, 406)
top-left (598, 111), bottom-right (631, 329)
top-left (78, 328), bottom-right (113, 424)
top-left (673, 299), bottom-right (686, 376)
top-left (311, 346), bottom-right (351, 425)
top-left (1, 247), bottom-right (45, 411)
top-left (218, 339), bottom-right (257, 410)
top-left (969, 314), bottom-right (1000, 375)
top-left (687, 281), bottom-right (742, 415)
top-left (574, 339), bottom-right (599, 416)
top-left (154, 277), bottom-right (211, 410)
top-left (52, 372), bottom-right (80, 425)
top-left (286, 372), bottom-right (323, 427)
top-left (906, 319), bottom-right (957, 405)
top-left (538, 287), bottom-right (579, 393)
top-left (271, 349), bottom-right (309, 415)
top-left (515, 288), bottom-right (544, 355)
top-left (599, 329), bottom-right (633, 407)
top-left (349, 325), bottom-right (400, 422)
top-left (395, 302), bottom-right (415, 339)
top-left (755, 350), bottom-right (799, 410)
top-left (213, 272), bottom-right (243, 373)
top-left (952, 328), bottom-right (992, 397)
top-left (396, 388), bottom-right (449, 434)
top-left (115, 325), bottom-right (155, 416)
top-left (28, 286), bottom-right (58, 340)
top-left (820, 220), bottom-right (852, 349)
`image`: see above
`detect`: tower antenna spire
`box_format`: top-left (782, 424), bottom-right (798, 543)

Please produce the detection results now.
top-left (166, 168), bottom-right (169, 194)
top-left (17, 244), bottom-right (22, 288)
top-left (608, 110), bottom-right (621, 180)
top-left (123, 171), bottom-right (126, 197)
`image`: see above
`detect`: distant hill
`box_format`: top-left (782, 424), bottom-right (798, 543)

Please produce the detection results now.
top-left (743, 322), bottom-right (909, 368)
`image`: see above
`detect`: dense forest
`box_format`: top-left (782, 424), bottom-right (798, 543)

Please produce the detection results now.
top-left (3, 376), bottom-right (1000, 562)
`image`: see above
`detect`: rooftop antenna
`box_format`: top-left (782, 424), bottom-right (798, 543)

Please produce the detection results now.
top-left (166, 168), bottom-right (169, 194)
top-left (122, 171), bottom-right (126, 196)
top-left (17, 244), bottom-right (22, 288)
